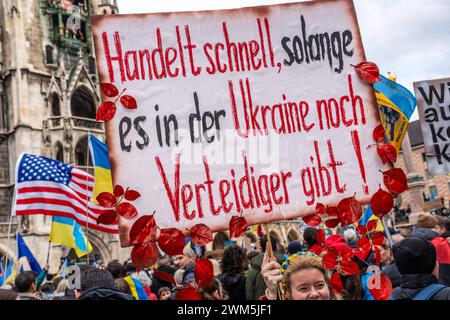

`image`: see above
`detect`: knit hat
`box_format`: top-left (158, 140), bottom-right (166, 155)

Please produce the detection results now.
top-left (287, 241), bottom-right (304, 255)
top-left (393, 237), bottom-right (436, 275)
top-left (417, 213), bottom-right (438, 229)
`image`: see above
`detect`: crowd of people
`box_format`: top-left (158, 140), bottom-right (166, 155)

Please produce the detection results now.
top-left (0, 213), bottom-right (449, 301)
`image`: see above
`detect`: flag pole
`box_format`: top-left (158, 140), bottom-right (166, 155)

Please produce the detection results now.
top-left (84, 133), bottom-right (91, 265)
top-left (263, 224), bottom-right (285, 300)
top-left (3, 212), bottom-right (14, 275)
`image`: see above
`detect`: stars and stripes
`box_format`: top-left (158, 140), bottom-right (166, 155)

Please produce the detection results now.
top-left (13, 154), bottom-right (118, 234)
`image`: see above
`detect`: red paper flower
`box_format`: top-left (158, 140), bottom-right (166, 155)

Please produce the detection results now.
top-left (309, 229), bottom-right (327, 255)
top-left (100, 83), bottom-right (119, 98)
top-left (153, 271), bottom-right (176, 286)
top-left (117, 202), bottom-right (138, 219)
top-left (96, 210), bottom-right (117, 225)
top-left (377, 144), bottom-right (397, 164)
top-left (324, 207), bottom-right (341, 229)
top-left (355, 220), bottom-right (386, 263)
top-left (330, 271), bottom-right (344, 293)
top-left (323, 245), bottom-right (359, 276)
top-left (352, 62), bottom-right (381, 84)
top-left (124, 189), bottom-right (141, 201)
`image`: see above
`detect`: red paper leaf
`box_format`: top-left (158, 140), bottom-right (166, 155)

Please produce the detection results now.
top-left (352, 61), bottom-right (381, 84)
top-left (316, 203), bottom-right (327, 215)
top-left (303, 214), bottom-right (322, 227)
top-left (129, 215), bottom-right (157, 245)
top-left (325, 218), bottom-right (340, 229)
top-left (153, 271), bottom-right (176, 286)
top-left (316, 229), bottom-right (326, 246)
top-left (373, 124), bottom-right (385, 143)
top-left (377, 145), bottom-right (389, 165)
top-left (368, 274), bottom-right (393, 300)
top-left (330, 272), bottom-right (343, 293)
top-left (357, 225), bottom-right (367, 236)
top-left (371, 188), bottom-right (394, 218)
top-left (96, 192), bottom-right (116, 208)
top-left (124, 189), bottom-right (141, 201)
top-left (113, 185), bottom-right (124, 197)
top-left (175, 286), bottom-right (202, 300)
top-left (100, 83), bottom-right (119, 97)
top-left (96, 210), bottom-right (117, 225)
top-left (229, 216), bottom-right (248, 238)
top-left (96, 101), bottom-right (116, 121)
top-left (340, 260), bottom-right (360, 276)
top-left (195, 259), bottom-right (214, 289)
top-left (120, 95), bottom-right (137, 109)
top-left (383, 168), bottom-right (408, 194)
top-left (322, 252), bottom-right (337, 270)
top-left (367, 219), bottom-right (378, 233)
top-left (117, 202), bottom-right (138, 219)
top-left (158, 228), bottom-right (185, 256)
top-left (337, 197), bottom-right (363, 227)
top-left (189, 224), bottom-right (213, 246)
top-left (131, 242), bottom-right (159, 271)
top-left (374, 246), bottom-right (381, 265)
top-left (310, 243), bottom-right (326, 256)
top-left (327, 207), bottom-right (339, 217)
top-left (372, 232), bottom-right (385, 246)
top-left (355, 237), bottom-right (371, 261)
top-left (383, 144), bottom-right (397, 163)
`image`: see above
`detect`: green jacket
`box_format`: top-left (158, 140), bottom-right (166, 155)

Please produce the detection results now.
top-left (245, 252), bottom-right (285, 300)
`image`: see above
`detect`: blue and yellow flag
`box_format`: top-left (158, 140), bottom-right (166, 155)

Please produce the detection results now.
top-left (50, 216), bottom-right (93, 258)
top-left (358, 205), bottom-right (384, 231)
top-left (88, 135), bottom-right (113, 204)
top-left (17, 232), bottom-right (42, 274)
top-left (0, 259), bottom-right (18, 287)
top-left (374, 75), bottom-right (417, 152)
top-left (124, 276), bottom-right (149, 300)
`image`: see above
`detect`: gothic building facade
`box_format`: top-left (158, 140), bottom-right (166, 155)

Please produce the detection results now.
top-left (0, 1), bottom-right (303, 272)
top-left (0, 0), bottom-right (126, 271)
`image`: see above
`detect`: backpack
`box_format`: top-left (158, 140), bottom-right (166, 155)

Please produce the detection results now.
top-left (412, 284), bottom-right (447, 300)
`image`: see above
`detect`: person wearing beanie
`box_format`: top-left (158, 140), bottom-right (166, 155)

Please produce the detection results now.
top-left (392, 237), bottom-right (450, 300)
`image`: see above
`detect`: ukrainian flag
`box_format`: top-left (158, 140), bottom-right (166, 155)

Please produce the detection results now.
top-left (358, 205), bottom-right (384, 232)
top-left (50, 216), bottom-right (93, 258)
top-left (0, 259), bottom-right (17, 287)
top-left (88, 135), bottom-right (113, 204)
top-left (124, 276), bottom-right (149, 300)
top-left (374, 75), bottom-right (417, 153)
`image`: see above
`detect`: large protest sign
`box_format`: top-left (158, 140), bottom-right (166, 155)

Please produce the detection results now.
top-left (92, 0), bottom-right (388, 246)
top-left (414, 78), bottom-right (450, 175)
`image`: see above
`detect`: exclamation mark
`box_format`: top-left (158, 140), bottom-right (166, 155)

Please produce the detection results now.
top-left (351, 130), bottom-right (369, 195)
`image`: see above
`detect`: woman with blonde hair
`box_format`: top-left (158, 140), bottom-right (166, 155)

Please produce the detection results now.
top-left (261, 246), bottom-right (337, 300)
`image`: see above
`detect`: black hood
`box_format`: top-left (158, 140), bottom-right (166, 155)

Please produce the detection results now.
top-left (410, 227), bottom-right (439, 241)
top-left (78, 287), bottom-right (135, 300)
top-left (441, 231), bottom-right (450, 239)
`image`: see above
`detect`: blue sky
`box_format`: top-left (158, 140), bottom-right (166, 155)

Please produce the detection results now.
top-left (117, 0), bottom-right (450, 121)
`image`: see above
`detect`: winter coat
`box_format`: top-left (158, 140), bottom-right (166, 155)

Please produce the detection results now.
top-left (78, 287), bottom-right (134, 300)
top-left (382, 262), bottom-right (402, 288)
top-left (245, 252), bottom-right (285, 300)
top-left (217, 273), bottom-right (246, 301)
top-left (181, 262), bottom-right (196, 286)
top-left (392, 274), bottom-right (450, 300)
top-left (411, 227), bottom-right (450, 286)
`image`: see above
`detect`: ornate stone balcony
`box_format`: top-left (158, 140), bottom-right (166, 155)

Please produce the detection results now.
top-left (44, 116), bottom-right (104, 133)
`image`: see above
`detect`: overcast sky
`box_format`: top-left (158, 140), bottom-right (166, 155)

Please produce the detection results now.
top-left (117, 0), bottom-right (450, 121)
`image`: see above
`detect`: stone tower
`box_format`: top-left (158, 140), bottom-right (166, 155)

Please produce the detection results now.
top-left (0, 0), bottom-right (127, 272)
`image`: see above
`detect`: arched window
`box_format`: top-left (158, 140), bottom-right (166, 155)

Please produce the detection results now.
top-left (75, 136), bottom-right (93, 174)
top-left (55, 142), bottom-right (64, 162)
top-left (51, 93), bottom-right (61, 116)
top-left (45, 45), bottom-right (54, 65)
top-left (71, 87), bottom-right (96, 119)
top-left (88, 56), bottom-right (97, 75)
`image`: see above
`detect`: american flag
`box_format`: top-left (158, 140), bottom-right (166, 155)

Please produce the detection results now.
top-left (13, 154), bottom-right (118, 234)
